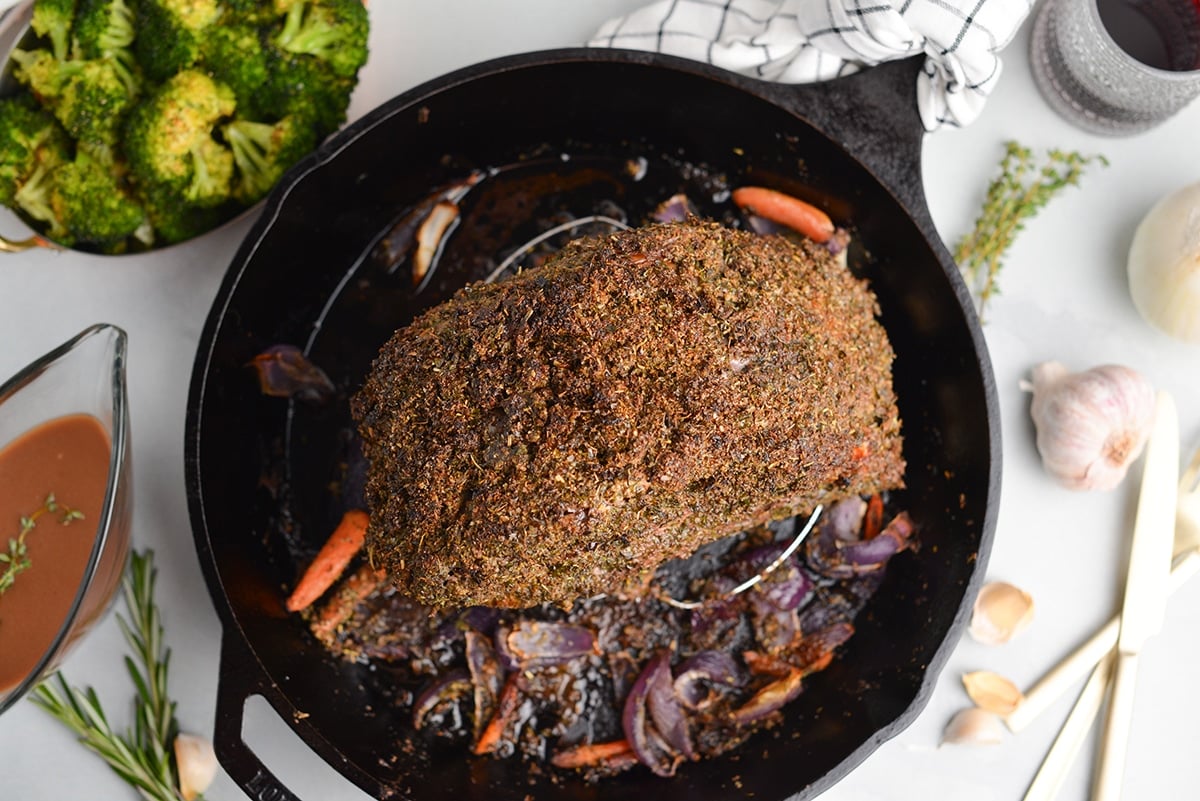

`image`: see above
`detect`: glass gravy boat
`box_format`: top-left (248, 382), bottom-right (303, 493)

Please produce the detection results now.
top-left (0, 324), bottom-right (132, 715)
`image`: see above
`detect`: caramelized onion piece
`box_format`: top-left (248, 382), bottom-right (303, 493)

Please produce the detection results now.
top-left (465, 631), bottom-right (504, 741)
top-left (413, 669), bottom-right (473, 732)
top-left (672, 651), bottom-right (743, 711)
top-left (652, 193), bottom-right (693, 223)
top-left (806, 511), bottom-right (915, 579)
top-left (497, 620), bottom-right (597, 669)
top-left (623, 651), bottom-right (684, 777)
top-left (646, 654), bottom-right (694, 760)
top-left (248, 345), bottom-right (335, 403)
top-left (413, 201), bottom-right (460, 288)
top-left (731, 668), bottom-right (805, 725)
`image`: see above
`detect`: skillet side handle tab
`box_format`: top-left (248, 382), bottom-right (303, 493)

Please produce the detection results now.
top-left (214, 631), bottom-right (305, 801)
top-left (770, 55), bottom-right (932, 243)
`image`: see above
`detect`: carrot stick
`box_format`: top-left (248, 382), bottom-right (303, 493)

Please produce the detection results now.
top-left (309, 563), bottom-right (386, 644)
top-left (286, 509), bottom-right (370, 612)
top-left (474, 675), bottom-right (520, 755)
top-left (732, 186), bottom-right (835, 243)
top-left (863, 493), bottom-right (884, 540)
top-left (550, 740), bottom-right (636, 769)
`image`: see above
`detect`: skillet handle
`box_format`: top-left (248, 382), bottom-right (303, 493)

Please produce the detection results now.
top-left (768, 55), bottom-right (938, 247)
top-left (213, 631), bottom-right (305, 801)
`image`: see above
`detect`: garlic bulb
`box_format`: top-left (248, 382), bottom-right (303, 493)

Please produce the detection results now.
top-left (1127, 181), bottom-right (1200, 343)
top-left (1022, 361), bottom-right (1156, 491)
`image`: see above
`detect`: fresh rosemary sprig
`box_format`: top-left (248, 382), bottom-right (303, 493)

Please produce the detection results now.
top-left (30, 549), bottom-right (206, 801)
top-left (954, 141), bottom-right (1107, 315)
top-left (0, 492), bottom-right (84, 595)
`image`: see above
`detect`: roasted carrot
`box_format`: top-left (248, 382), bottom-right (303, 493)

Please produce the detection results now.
top-left (309, 563), bottom-right (386, 643)
top-left (286, 508), bottom-right (370, 612)
top-left (732, 186), bottom-right (835, 243)
top-left (550, 740), bottom-right (636, 769)
top-left (742, 650), bottom-right (794, 678)
top-left (863, 493), bottom-right (885, 540)
top-left (473, 675), bottom-right (521, 755)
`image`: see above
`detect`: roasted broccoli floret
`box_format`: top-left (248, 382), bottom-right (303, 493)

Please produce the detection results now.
top-left (11, 49), bottom-right (138, 147)
top-left (275, 0), bottom-right (368, 78)
top-left (200, 24), bottom-right (268, 115)
top-left (48, 149), bottom-right (146, 249)
top-left (13, 161), bottom-right (66, 239)
top-left (9, 47), bottom-right (69, 102)
top-left (73, 0), bottom-right (136, 60)
top-left (258, 48), bottom-right (353, 137)
top-left (183, 135), bottom-right (234, 206)
top-left (136, 182), bottom-right (224, 244)
top-left (124, 69), bottom-right (235, 208)
top-left (0, 96), bottom-right (70, 206)
top-left (222, 115), bottom-right (317, 203)
top-left (30, 0), bottom-right (78, 61)
top-left (57, 59), bottom-right (138, 146)
top-left (222, 0), bottom-right (282, 25)
top-left (0, 97), bottom-right (142, 248)
top-left (132, 0), bottom-right (221, 82)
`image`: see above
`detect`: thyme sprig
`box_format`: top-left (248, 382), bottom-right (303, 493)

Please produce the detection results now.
top-left (30, 550), bottom-right (205, 801)
top-left (954, 141), bottom-right (1107, 315)
top-left (0, 493), bottom-right (84, 595)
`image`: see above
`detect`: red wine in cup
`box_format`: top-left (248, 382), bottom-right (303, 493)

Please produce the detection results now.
top-left (1097, 0), bottom-right (1200, 71)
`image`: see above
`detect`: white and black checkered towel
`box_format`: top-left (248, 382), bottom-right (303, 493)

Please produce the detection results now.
top-left (588, 0), bottom-right (1033, 130)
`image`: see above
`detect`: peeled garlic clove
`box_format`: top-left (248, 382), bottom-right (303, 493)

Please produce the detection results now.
top-left (941, 707), bottom-right (1006, 746)
top-left (969, 580), bottom-right (1034, 645)
top-left (1023, 361), bottom-right (1156, 491)
top-left (962, 670), bottom-right (1024, 715)
top-left (174, 732), bottom-right (218, 801)
top-left (1127, 181), bottom-right (1200, 343)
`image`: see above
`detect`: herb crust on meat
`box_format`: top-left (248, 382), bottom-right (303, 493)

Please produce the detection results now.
top-left (352, 220), bottom-right (904, 609)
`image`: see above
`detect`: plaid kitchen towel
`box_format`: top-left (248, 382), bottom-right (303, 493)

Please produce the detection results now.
top-left (588, 0), bottom-right (1033, 130)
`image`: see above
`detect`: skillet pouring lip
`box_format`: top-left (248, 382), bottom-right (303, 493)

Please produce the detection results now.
top-left (185, 46), bottom-right (1000, 801)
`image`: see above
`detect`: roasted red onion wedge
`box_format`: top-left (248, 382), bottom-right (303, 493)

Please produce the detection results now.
top-left (248, 345), bottom-right (335, 403)
top-left (825, 496), bottom-right (869, 542)
top-left (806, 510), bottom-right (916, 579)
top-left (673, 651), bottom-right (744, 711)
top-left (413, 669), bottom-right (473, 733)
top-left (652, 193), bottom-right (694, 223)
top-left (497, 621), bottom-right (598, 669)
top-left (756, 560), bottom-right (815, 612)
top-left (646, 654), bottom-right (695, 760)
top-left (792, 623), bottom-right (855, 673)
top-left (623, 651), bottom-right (685, 777)
top-left (731, 668), bottom-right (806, 725)
top-left (465, 631), bottom-right (504, 741)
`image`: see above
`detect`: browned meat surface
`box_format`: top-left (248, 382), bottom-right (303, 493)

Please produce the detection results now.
top-left (352, 220), bottom-right (904, 609)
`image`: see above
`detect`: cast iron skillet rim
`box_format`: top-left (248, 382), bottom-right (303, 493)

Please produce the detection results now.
top-left (184, 46), bottom-right (1002, 801)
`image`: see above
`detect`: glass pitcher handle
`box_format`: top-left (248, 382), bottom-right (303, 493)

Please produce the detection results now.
top-left (0, 232), bottom-right (58, 254)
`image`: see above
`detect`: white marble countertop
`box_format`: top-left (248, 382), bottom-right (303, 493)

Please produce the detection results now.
top-left (2, 2), bottom-right (1199, 800)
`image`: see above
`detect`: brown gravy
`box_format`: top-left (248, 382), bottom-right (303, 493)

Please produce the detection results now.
top-left (0, 414), bottom-right (110, 692)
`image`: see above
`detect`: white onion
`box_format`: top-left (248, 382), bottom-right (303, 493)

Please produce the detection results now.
top-left (1127, 181), bottom-right (1200, 344)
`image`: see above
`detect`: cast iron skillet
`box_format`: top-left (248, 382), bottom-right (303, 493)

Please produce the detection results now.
top-left (185, 49), bottom-right (1001, 801)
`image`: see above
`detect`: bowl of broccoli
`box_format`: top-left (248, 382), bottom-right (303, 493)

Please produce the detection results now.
top-left (0, 0), bottom-right (369, 255)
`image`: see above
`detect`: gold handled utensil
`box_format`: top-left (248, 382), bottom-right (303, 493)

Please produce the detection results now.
top-left (1091, 391), bottom-right (1179, 801)
top-left (1007, 444), bottom-right (1200, 732)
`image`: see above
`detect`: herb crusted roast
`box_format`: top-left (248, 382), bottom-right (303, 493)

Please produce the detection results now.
top-left (352, 220), bottom-right (905, 609)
